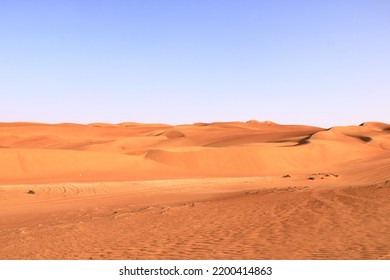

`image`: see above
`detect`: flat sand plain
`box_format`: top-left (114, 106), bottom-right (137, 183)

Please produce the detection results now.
top-left (0, 121), bottom-right (389, 259)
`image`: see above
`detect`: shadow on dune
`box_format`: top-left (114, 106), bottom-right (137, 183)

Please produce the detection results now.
top-left (295, 135), bottom-right (312, 146)
top-left (269, 134), bottom-right (313, 147)
top-left (347, 135), bottom-right (372, 143)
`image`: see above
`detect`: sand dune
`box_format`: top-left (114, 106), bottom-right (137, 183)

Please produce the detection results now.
top-left (1, 120), bottom-right (388, 183)
top-left (0, 120), bottom-right (389, 259)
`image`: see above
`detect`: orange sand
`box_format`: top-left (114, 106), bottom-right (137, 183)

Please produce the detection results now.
top-left (0, 121), bottom-right (389, 259)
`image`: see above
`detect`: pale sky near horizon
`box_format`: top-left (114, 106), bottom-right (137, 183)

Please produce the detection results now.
top-left (1, 0), bottom-right (389, 128)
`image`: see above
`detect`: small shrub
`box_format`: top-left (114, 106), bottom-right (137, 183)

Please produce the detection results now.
top-left (282, 174), bottom-right (291, 178)
top-left (308, 177), bottom-right (315, 180)
top-left (27, 190), bottom-right (35, 195)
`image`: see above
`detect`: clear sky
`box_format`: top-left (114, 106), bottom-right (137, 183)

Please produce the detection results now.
top-left (1, 0), bottom-right (389, 127)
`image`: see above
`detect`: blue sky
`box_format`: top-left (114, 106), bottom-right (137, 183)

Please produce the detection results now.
top-left (1, 0), bottom-right (389, 127)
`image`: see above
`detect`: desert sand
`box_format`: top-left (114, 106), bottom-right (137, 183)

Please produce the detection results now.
top-left (0, 120), bottom-right (389, 259)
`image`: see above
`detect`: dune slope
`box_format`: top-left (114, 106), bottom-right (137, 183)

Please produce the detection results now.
top-left (1, 121), bottom-right (389, 183)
